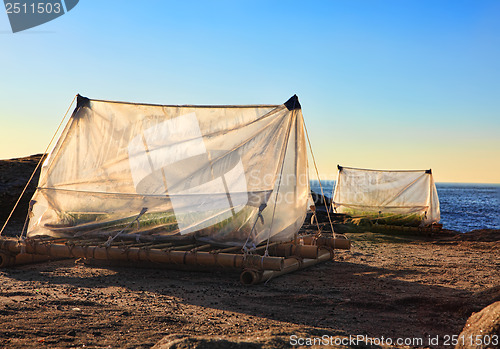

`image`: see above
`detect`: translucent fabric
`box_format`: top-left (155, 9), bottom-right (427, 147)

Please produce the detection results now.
top-left (27, 96), bottom-right (309, 246)
top-left (332, 166), bottom-right (440, 226)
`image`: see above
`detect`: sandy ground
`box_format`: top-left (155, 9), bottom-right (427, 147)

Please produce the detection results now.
top-left (0, 227), bottom-right (498, 348)
top-left (0, 155), bottom-right (499, 348)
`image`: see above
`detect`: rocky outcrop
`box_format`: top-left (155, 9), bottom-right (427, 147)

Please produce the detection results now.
top-left (0, 154), bottom-right (44, 221)
top-left (152, 334), bottom-right (288, 349)
top-left (455, 301), bottom-right (500, 349)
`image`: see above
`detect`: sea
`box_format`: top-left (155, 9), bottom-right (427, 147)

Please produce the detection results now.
top-left (310, 180), bottom-right (500, 233)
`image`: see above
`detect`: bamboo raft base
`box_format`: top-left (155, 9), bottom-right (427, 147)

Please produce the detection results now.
top-left (0, 234), bottom-right (350, 284)
top-left (334, 222), bottom-right (443, 236)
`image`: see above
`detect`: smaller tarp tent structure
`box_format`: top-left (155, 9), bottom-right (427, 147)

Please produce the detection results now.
top-left (332, 166), bottom-right (440, 226)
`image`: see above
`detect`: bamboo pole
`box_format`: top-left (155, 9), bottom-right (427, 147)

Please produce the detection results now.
top-left (369, 223), bottom-right (441, 234)
top-left (0, 238), bottom-right (284, 271)
top-left (213, 245), bottom-right (242, 254)
top-left (240, 247), bottom-right (334, 285)
top-left (299, 235), bottom-right (350, 250)
top-left (0, 250), bottom-right (53, 268)
top-left (253, 242), bottom-right (281, 254)
top-left (190, 244), bottom-right (213, 252)
top-left (269, 243), bottom-right (319, 259)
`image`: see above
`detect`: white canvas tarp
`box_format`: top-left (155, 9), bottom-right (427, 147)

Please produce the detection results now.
top-left (27, 95), bottom-right (309, 246)
top-left (332, 166), bottom-right (440, 226)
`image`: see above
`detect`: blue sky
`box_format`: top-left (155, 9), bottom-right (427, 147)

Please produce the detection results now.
top-left (1, 0), bottom-right (499, 182)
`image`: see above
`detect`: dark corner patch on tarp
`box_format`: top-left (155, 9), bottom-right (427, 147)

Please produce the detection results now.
top-left (76, 94), bottom-right (90, 109)
top-left (284, 95), bottom-right (301, 111)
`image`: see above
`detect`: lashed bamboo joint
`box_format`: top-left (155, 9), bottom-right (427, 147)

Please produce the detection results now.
top-left (0, 233), bottom-right (349, 284)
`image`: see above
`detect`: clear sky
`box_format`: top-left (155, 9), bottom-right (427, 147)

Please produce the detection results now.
top-left (1, 0), bottom-right (499, 183)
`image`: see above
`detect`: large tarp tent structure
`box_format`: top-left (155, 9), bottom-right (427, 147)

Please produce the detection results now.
top-left (27, 95), bottom-right (310, 247)
top-left (332, 166), bottom-right (440, 227)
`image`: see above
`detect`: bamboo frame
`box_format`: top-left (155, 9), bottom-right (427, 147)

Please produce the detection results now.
top-left (0, 238), bottom-right (284, 271)
top-left (0, 233), bottom-right (349, 284)
top-left (336, 222), bottom-right (443, 235)
top-left (240, 248), bottom-right (334, 285)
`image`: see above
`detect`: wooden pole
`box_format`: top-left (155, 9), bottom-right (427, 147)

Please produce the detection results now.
top-left (0, 238), bottom-right (284, 271)
top-left (240, 247), bottom-right (334, 285)
top-left (269, 243), bottom-right (320, 259)
top-left (0, 249), bottom-right (53, 268)
top-left (299, 235), bottom-right (350, 250)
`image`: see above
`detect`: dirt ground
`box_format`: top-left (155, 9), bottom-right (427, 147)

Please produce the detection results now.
top-left (0, 226), bottom-right (498, 348)
top-left (0, 155), bottom-right (499, 348)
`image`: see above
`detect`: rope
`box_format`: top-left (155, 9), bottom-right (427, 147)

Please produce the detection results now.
top-left (302, 117), bottom-right (336, 239)
top-left (0, 95), bottom-right (77, 237)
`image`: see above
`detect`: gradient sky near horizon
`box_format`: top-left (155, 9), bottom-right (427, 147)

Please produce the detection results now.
top-left (1, 0), bottom-right (499, 183)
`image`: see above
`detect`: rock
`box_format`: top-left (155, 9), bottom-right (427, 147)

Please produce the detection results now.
top-left (0, 154), bottom-right (46, 224)
top-left (455, 301), bottom-right (500, 349)
top-left (152, 334), bottom-right (263, 349)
